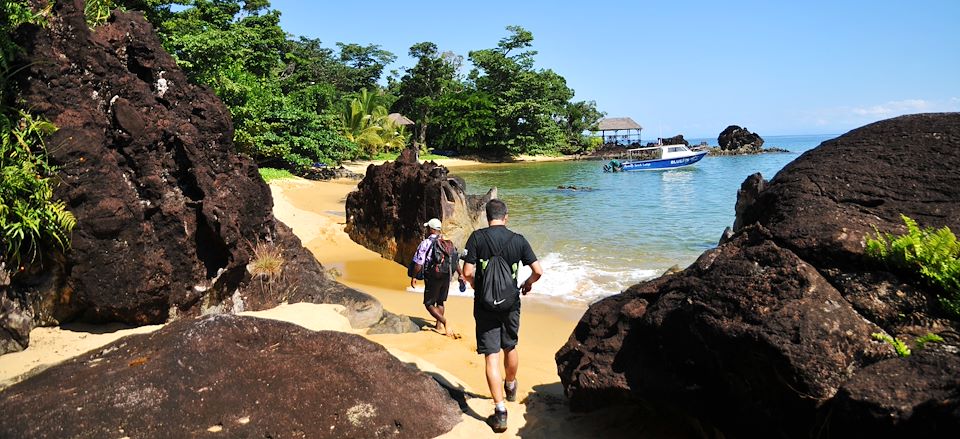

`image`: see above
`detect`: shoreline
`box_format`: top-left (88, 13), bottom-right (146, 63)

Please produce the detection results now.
top-left (0, 166), bottom-right (593, 437)
top-left (270, 175), bottom-right (592, 437)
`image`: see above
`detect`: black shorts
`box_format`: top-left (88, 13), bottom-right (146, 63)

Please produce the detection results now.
top-left (474, 301), bottom-right (521, 355)
top-left (423, 276), bottom-right (450, 306)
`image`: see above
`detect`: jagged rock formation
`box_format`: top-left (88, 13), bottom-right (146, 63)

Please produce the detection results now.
top-left (0, 314), bottom-right (461, 438)
top-left (557, 113), bottom-right (960, 437)
top-left (345, 148), bottom-right (496, 265)
top-left (1, 0), bottom-right (381, 349)
top-left (301, 165), bottom-right (364, 181)
top-left (718, 125), bottom-right (764, 151)
top-left (653, 134), bottom-right (689, 146)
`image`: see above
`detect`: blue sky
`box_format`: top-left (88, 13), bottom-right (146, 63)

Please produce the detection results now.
top-left (269, 0), bottom-right (959, 138)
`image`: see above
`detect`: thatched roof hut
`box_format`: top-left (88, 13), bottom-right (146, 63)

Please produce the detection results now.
top-left (388, 113), bottom-right (415, 126)
top-left (597, 117), bottom-right (642, 131)
top-left (594, 117), bottom-right (643, 145)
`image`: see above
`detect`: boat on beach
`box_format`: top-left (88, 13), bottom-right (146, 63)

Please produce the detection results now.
top-left (603, 144), bottom-right (708, 172)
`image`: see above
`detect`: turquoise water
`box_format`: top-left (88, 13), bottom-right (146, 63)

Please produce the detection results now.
top-left (452, 134), bottom-right (838, 305)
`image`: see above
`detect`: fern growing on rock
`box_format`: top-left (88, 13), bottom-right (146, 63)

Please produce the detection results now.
top-left (865, 215), bottom-right (960, 319)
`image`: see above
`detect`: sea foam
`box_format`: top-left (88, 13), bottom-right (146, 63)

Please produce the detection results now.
top-left (443, 252), bottom-right (659, 305)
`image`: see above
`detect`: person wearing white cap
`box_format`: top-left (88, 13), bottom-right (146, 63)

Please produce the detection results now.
top-left (411, 217), bottom-right (460, 337)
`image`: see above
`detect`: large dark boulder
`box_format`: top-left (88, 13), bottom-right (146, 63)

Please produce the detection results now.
top-left (718, 125), bottom-right (764, 151)
top-left (0, 314), bottom-right (461, 438)
top-left (345, 148), bottom-right (495, 265)
top-left (735, 113), bottom-right (960, 270)
top-left (827, 349), bottom-right (960, 437)
top-left (4, 1), bottom-right (381, 334)
top-left (557, 113), bottom-right (960, 438)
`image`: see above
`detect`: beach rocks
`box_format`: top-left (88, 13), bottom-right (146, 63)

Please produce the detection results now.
top-left (718, 125), bottom-right (764, 151)
top-left (345, 148), bottom-right (496, 265)
top-left (6, 1), bottom-right (380, 330)
top-left (0, 314), bottom-right (461, 438)
top-left (655, 134), bottom-right (689, 146)
top-left (557, 113), bottom-right (960, 438)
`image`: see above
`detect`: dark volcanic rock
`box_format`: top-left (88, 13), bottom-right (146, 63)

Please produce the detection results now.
top-left (1, 262), bottom-right (34, 355)
top-left (234, 223), bottom-right (383, 328)
top-left (0, 314), bottom-right (461, 438)
top-left (718, 125), bottom-right (764, 151)
top-left (736, 113), bottom-right (960, 270)
top-left (558, 113), bottom-right (960, 438)
top-left (657, 134), bottom-right (689, 146)
top-left (345, 148), bottom-right (495, 265)
top-left (0, 0), bottom-right (383, 340)
top-left (827, 349), bottom-right (960, 437)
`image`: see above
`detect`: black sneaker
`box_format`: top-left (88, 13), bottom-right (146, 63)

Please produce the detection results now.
top-left (504, 380), bottom-right (517, 402)
top-left (486, 409), bottom-right (508, 433)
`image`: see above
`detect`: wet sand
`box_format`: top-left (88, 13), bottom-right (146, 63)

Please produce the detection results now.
top-left (271, 174), bottom-right (594, 437)
top-left (0, 155), bottom-right (615, 438)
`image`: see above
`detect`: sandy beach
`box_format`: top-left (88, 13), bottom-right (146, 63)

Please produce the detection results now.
top-left (0, 156), bottom-right (617, 438)
top-left (269, 167), bottom-right (596, 437)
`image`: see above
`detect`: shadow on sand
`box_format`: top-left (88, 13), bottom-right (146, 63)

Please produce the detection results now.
top-left (516, 382), bottom-right (725, 439)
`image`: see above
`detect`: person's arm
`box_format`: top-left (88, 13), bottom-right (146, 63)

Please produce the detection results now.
top-left (520, 260), bottom-right (542, 295)
top-left (463, 262), bottom-right (476, 289)
top-left (462, 232), bottom-right (478, 288)
top-left (518, 235), bottom-right (541, 295)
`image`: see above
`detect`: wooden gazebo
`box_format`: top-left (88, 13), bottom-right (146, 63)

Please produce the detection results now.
top-left (595, 117), bottom-right (643, 145)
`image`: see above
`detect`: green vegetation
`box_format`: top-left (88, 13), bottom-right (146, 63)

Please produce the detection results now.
top-left (871, 332), bottom-right (943, 357)
top-left (340, 89), bottom-right (408, 156)
top-left (258, 167), bottom-right (295, 182)
top-left (1, 1), bottom-right (76, 267)
top-left (104, 1), bottom-right (604, 168)
top-left (866, 215), bottom-right (960, 319)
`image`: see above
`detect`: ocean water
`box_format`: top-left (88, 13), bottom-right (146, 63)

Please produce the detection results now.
top-left (449, 134), bottom-right (838, 306)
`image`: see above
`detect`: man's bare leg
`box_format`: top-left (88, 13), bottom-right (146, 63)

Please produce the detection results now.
top-left (504, 347), bottom-right (518, 383)
top-left (425, 304), bottom-right (447, 333)
top-left (485, 351), bottom-right (505, 404)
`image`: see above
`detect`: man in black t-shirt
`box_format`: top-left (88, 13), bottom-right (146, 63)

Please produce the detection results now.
top-left (462, 199), bottom-right (543, 433)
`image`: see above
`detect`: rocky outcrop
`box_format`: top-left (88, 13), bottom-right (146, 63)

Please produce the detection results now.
top-left (655, 134), bottom-right (689, 146)
top-left (557, 113), bottom-right (960, 438)
top-left (718, 125), bottom-right (764, 151)
top-left (301, 165), bottom-right (364, 181)
top-left (0, 262), bottom-right (33, 355)
top-left (345, 148), bottom-right (496, 265)
top-left (0, 314), bottom-right (461, 438)
top-left (4, 1), bottom-right (380, 334)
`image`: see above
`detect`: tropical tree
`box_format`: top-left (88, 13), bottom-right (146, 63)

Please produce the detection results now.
top-left (340, 89), bottom-right (409, 156)
top-left (560, 100), bottom-right (605, 152)
top-left (467, 25), bottom-right (579, 155)
top-left (336, 43), bottom-right (397, 93)
top-left (428, 90), bottom-right (496, 153)
top-left (392, 42), bottom-right (460, 149)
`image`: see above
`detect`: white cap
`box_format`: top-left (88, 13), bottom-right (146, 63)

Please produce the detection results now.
top-left (423, 218), bottom-right (442, 230)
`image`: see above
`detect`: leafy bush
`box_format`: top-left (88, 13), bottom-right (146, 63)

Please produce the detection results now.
top-left (2, 2), bottom-right (75, 267)
top-left (1, 112), bottom-right (77, 265)
top-left (865, 215), bottom-right (960, 319)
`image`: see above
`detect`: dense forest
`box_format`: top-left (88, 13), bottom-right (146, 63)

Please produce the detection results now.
top-left (106, 0), bottom-right (605, 168)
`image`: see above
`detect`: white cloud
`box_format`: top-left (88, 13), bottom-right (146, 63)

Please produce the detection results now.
top-left (851, 99), bottom-right (935, 117)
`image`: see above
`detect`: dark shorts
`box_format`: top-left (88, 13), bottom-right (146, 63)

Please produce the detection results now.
top-left (423, 276), bottom-right (450, 306)
top-left (474, 302), bottom-right (521, 355)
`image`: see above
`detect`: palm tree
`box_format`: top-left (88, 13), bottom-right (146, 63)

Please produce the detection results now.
top-left (340, 89), bottom-right (409, 155)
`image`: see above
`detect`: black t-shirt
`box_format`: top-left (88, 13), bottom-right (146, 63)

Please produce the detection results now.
top-left (463, 225), bottom-right (537, 273)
